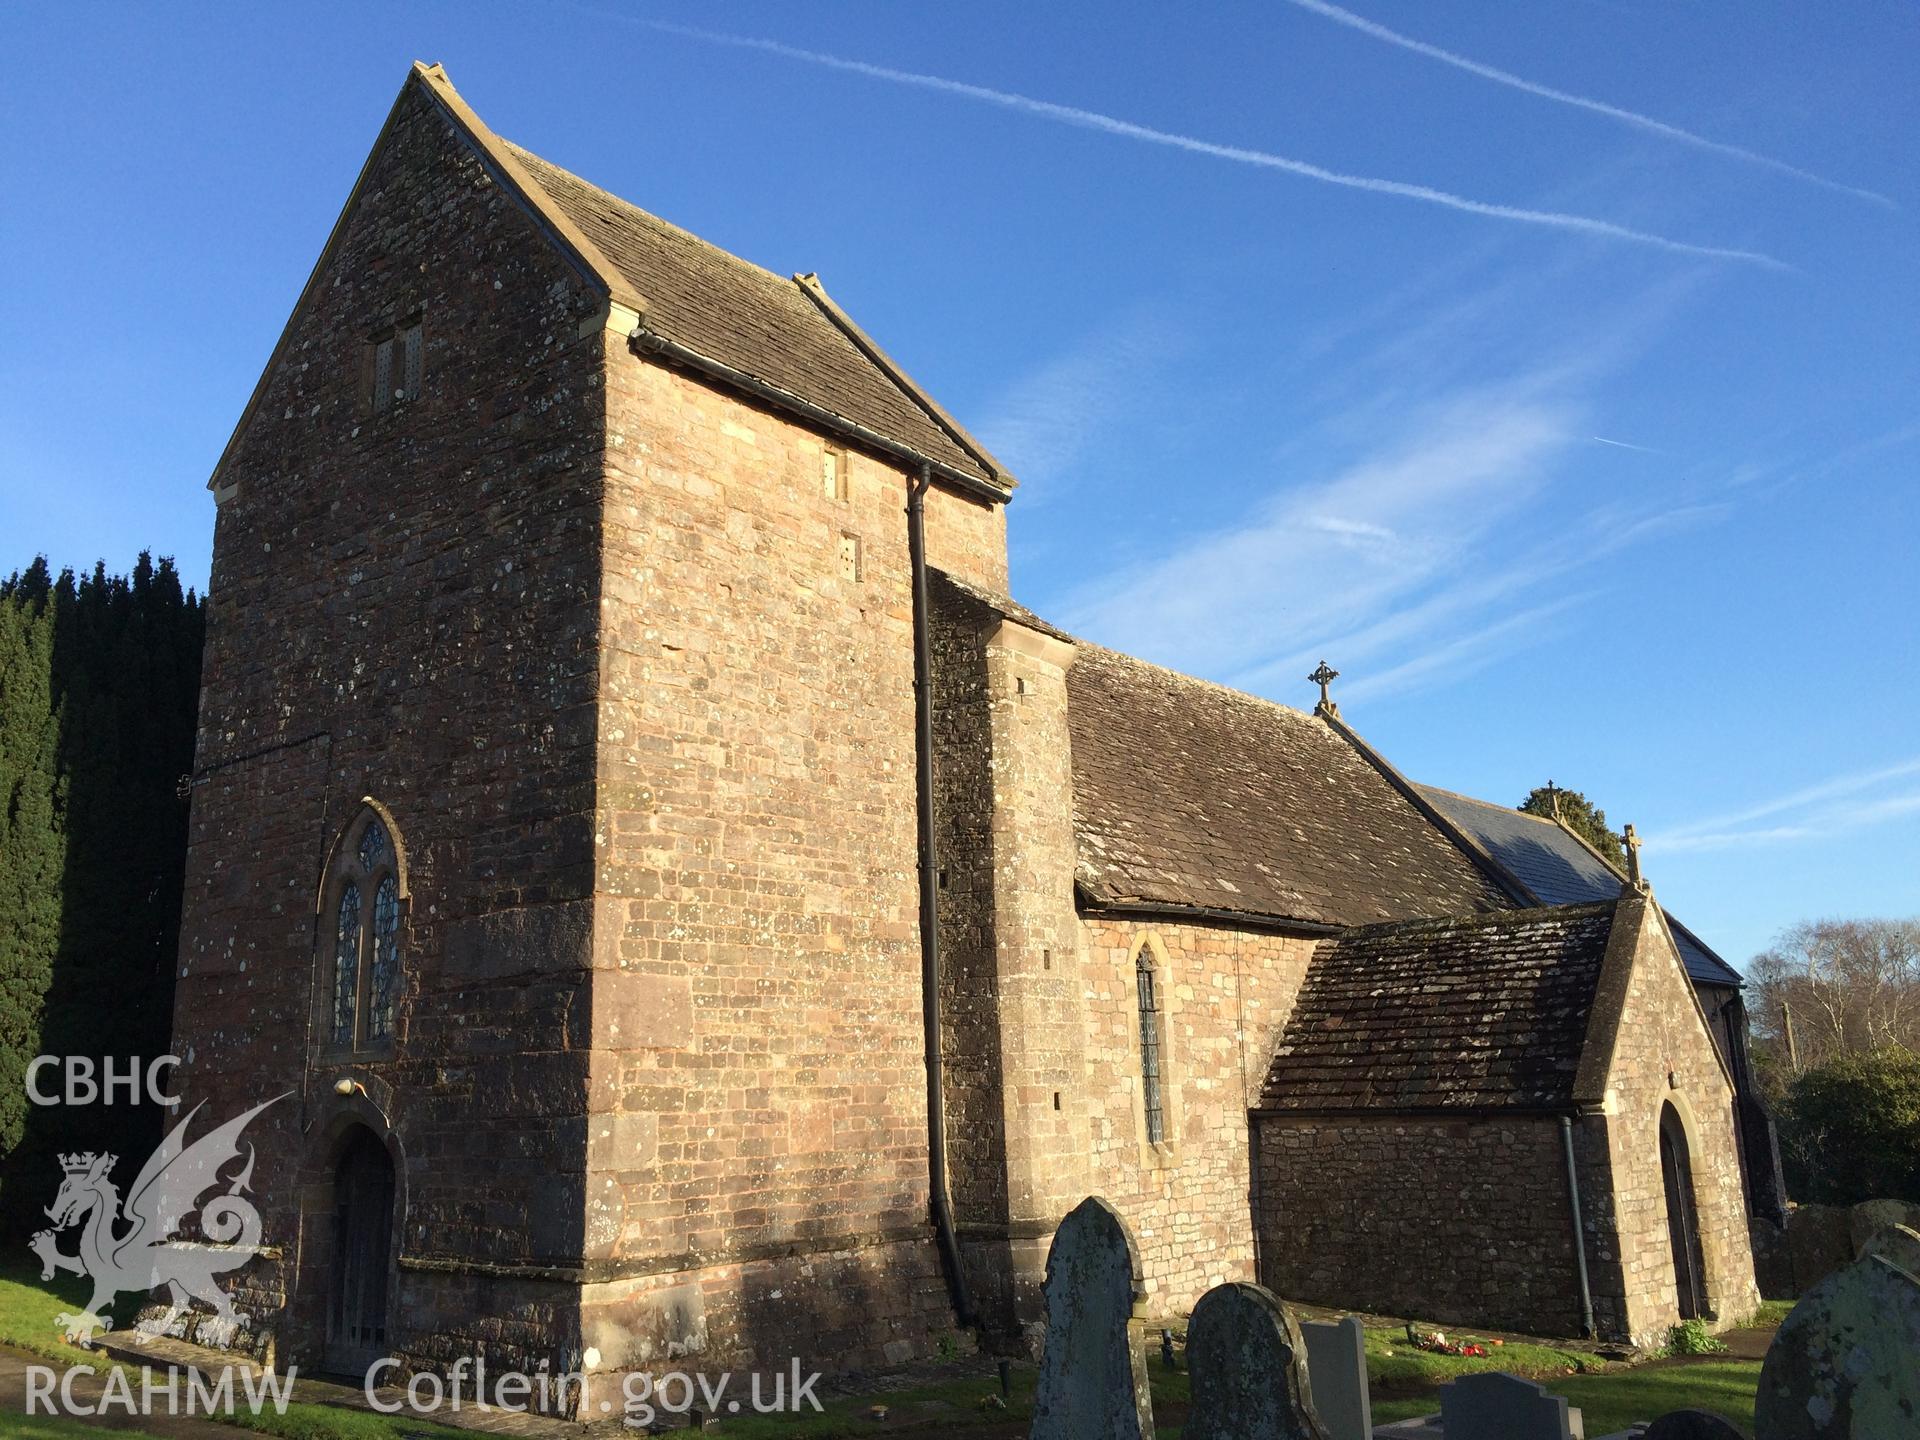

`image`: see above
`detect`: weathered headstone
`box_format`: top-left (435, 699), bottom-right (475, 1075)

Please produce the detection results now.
top-left (1750, 1217), bottom-right (1796, 1301)
top-left (1182, 1282), bottom-right (1328, 1440)
top-left (1848, 1198), bottom-right (1920, 1258)
top-left (1755, 1254), bottom-right (1920, 1440)
top-left (1301, 1314), bottom-right (1372, 1440)
top-left (1440, 1371), bottom-right (1582, 1440)
top-left (1857, 1221), bottom-right (1920, 1278)
top-left (1643, 1409), bottom-right (1749, 1439)
top-left (1784, 1205), bottom-right (1853, 1294)
top-left (1029, 1196), bottom-right (1153, 1440)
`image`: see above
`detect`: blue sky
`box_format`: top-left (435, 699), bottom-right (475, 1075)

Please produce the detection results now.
top-left (2, 2), bottom-right (1915, 967)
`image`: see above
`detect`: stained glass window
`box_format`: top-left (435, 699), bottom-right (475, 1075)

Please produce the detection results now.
top-left (329, 809), bottom-right (404, 1054)
top-left (370, 877), bottom-right (399, 1042)
top-left (333, 882), bottom-right (362, 1047)
top-left (1137, 950), bottom-right (1165, 1145)
top-left (357, 817), bottom-right (388, 873)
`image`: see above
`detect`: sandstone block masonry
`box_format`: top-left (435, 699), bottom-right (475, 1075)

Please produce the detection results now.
top-left (176, 75), bottom-right (606, 1375)
top-left (173, 59), bottom-right (1760, 1393)
top-left (172, 63), bottom-right (1011, 1392)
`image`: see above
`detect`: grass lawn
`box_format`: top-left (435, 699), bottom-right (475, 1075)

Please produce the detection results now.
top-left (1, 1257), bottom-right (1778, 1438)
top-left (1368, 1360), bottom-right (1763, 1432)
top-left (5, 1417), bottom-right (186, 1440)
top-left (676, 1327), bottom-right (1765, 1439)
top-left (0, 1261), bottom-right (471, 1440)
top-left (1361, 1322), bottom-right (1604, 1389)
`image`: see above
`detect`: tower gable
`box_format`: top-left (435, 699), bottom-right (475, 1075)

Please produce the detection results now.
top-left (206, 62), bottom-right (628, 503)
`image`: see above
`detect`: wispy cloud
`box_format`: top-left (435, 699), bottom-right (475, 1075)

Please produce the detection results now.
top-left (1043, 257), bottom-right (1740, 709)
top-left (1055, 381), bottom-right (1578, 678)
top-left (973, 307), bottom-right (1175, 498)
top-left (1280, 0), bottom-right (1894, 209)
top-left (625, 16), bottom-right (1789, 270)
top-left (1338, 592), bottom-right (1592, 704)
top-left (1647, 757), bottom-right (1920, 852)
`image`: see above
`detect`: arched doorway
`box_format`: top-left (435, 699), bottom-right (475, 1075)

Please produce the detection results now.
top-left (1659, 1103), bottom-right (1709, 1320)
top-left (328, 1128), bottom-right (395, 1372)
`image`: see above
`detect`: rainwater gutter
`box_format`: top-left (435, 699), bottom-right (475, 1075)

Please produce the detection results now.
top-left (1561, 1114), bottom-right (1596, 1338)
top-left (908, 461), bottom-right (973, 1327)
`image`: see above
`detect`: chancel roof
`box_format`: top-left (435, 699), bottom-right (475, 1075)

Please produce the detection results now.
top-left (1259, 902), bottom-right (1619, 1112)
top-left (1416, 785), bottom-right (1743, 988)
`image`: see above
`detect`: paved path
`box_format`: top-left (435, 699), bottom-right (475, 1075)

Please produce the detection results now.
top-left (1, 1343), bottom-right (233, 1438)
top-left (1, 1336), bottom-right (622, 1437)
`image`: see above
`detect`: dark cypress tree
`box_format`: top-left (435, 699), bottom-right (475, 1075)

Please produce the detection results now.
top-left (0, 553), bottom-right (203, 1236)
top-left (0, 562), bottom-right (66, 1169)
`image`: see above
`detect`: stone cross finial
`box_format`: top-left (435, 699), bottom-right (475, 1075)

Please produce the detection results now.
top-left (1623, 823), bottom-right (1646, 890)
top-left (1308, 661), bottom-right (1340, 716)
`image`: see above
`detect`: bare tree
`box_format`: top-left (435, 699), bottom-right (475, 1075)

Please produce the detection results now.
top-left (1749, 918), bottom-right (1920, 1077)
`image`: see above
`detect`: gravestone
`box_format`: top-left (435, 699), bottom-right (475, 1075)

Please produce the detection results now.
top-left (1784, 1205), bottom-right (1853, 1294)
top-left (1857, 1221), bottom-right (1920, 1278)
top-left (1848, 1199), bottom-right (1920, 1258)
top-left (1182, 1282), bottom-right (1328, 1440)
top-left (1300, 1314), bottom-right (1373, 1440)
top-left (1755, 1254), bottom-right (1920, 1440)
top-left (1028, 1196), bottom-right (1153, 1440)
top-left (1440, 1371), bottom-right (1583, 1440)
top-left (1643, 1410), bottom-right (1749, 1439)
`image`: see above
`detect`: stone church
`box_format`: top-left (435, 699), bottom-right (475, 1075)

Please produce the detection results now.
top-left (171, 63), bottom-right (1763, 1388)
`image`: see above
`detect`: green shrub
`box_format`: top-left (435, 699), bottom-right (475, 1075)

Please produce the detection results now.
top-left (1663, 1319), bottom-right (1729, 1356)
top-left (1776, 1047), bottom-right (1920, 1204)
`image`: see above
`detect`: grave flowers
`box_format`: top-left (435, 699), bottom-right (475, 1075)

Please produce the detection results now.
top-left (1402, 1324), bottom-right (1500, 1358)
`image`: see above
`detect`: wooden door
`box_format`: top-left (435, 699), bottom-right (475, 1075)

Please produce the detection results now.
top-left (328, 1130), bottom-right (394, 1373)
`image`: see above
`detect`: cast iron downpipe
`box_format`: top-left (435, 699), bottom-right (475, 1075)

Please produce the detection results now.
top-left (908, 462), bottom-right (973, 1327)
top-left (1560, 1115), bottom-right (1596, 1338)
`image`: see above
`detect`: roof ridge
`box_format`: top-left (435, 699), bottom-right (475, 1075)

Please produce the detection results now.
top-left (500, 139), bottom-right (797, 291)
top-left (1335, 899), bottom-right (1618, 941)
top-left (793, 274), bottom-right (1012, 485)
top-left (1078, 643), bottom-right (1322, 729)
top-left (1417, 782), bottom-right (1563, 828)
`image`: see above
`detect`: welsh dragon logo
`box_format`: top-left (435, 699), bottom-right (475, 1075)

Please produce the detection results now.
top-left (30, 1095), bottom-right (286, 1346)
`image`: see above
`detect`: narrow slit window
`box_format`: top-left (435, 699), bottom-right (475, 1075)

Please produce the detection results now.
top-left (1137, 950), bottom-right (1166, 1144)
top-left (372, 339), bottom-right (394, 413)
top-left (371, 321), bottom-right (423, 412)
top-left (401, 322), bottom-right (423, 400)
top-left (822, 444), bottom-right (848, 501)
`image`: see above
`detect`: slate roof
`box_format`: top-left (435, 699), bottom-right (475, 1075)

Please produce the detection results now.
top-left (502, 143), bottom-right (1004, 489)
top-left (1416, 785), bottom-right (1743, 987)
top-left (1066, 646), bottom-right (1509, 928)
top-left (1258, 902), bottom-right (1619, 1112)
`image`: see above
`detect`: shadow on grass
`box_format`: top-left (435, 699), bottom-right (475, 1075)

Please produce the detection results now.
top-left (0, 1260), bottom-right (472, 1440)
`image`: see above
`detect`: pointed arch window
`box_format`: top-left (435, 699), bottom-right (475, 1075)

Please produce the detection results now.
top-left (322, 807), bottom-right (407, 1055)
top-left (1136, 947), bottom-right (1167, 1145)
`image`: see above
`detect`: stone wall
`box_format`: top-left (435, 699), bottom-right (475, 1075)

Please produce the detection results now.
top-left (1590, 899), bottom-right (1759, 1346)
top-left (174, 78), bottom-right (609, 1375)
top-left (1254, 1115), bottom-right (1589, 1337)
top-left (927, 578), bottom-right (1092, 1340)
top-left (1080, 917), bottom-right (1318, 1317)
top-left (581, 340), bottom-right (1006, 1377)
top-left (177, 71), bottom-right (1013, 1386)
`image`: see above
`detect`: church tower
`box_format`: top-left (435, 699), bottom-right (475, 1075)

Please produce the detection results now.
top-left (174, 61), bottom-right (1025, 1388)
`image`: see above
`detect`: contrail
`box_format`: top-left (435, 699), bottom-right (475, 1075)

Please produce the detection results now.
top-left (1591, 435), bottom-right (1659, 452)
top-left (625, 19), bottom-right (1788, 271)
top-left (1281, 0), bottom-right (1894, 209)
